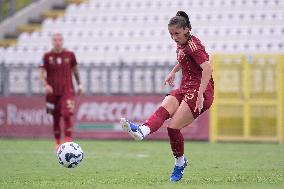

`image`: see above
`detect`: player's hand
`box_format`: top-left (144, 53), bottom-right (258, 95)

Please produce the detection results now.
top-left (194, 92), bottom-right (204, 114)
top-left (44, 84), bottom-right (53, 95)
top-left (164, 72), bottom-right (176, 87)
top-left (77, 85), bottom-right (84, 96)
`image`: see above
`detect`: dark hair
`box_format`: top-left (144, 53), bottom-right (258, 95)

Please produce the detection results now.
top-left (168, 11), bottom-right (191, 30)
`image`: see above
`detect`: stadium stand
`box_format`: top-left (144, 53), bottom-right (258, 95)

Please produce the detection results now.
top-left (0, 0), bottom-right (283, 143)
top-left (0, 0), bottom-right (283, 65)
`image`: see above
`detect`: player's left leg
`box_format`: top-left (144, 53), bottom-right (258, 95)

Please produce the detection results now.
top-left (167, 101), bottom-right (195, 182)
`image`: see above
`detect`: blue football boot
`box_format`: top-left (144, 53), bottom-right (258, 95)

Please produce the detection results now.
top-left (120, 118), bottom-right (144, 140)
top-left (170, 157), bottom-right (188, 182)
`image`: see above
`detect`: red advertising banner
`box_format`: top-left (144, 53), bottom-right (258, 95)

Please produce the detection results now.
top-left (0, 96), bottom-right (209, 140)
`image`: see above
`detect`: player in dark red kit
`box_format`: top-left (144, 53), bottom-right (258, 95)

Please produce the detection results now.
top-left (39, 33), bottom-right (83, 151)
top-left (120, 11), bottom-right (214, 182)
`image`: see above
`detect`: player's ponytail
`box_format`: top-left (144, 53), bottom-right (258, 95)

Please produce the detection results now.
top-left (176, 11), bottom-right (191, 30)
top-left (168, 11), bottom-right (192, 30)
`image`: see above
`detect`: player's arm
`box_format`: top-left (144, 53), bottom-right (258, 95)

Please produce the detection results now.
top-left (171, 63), bottom-right (181, 73)
top-left (194, 61), bottom-right (212, 113)
top-left (164, 63), bottom-right (181, 87)
top-left (187, 45), bottom-right (212, 95)
top-left (198, 61), bottom-right (212, 95)
top-left (73, 65), bottom-right (83, 95)
top-left (39, 67), bottom-right (53, 94)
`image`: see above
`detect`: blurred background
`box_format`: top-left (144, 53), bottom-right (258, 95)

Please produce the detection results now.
top-left (0, 0), bottom-right (283, 143)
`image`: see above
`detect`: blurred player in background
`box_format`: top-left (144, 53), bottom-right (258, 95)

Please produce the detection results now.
top-left (120, 11), bottom-right (214, 182)
top-left (39, 33), bottom-right (83, 151)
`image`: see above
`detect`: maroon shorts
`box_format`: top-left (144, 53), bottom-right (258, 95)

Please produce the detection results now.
top-left (46, 94), bottom-right (75, 117)
top-left (168, 85), bottom-right (214, 119)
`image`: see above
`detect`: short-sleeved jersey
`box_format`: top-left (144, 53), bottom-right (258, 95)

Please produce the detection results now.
top-left (41, 49), bottom-right (77, 95)
top-left (176, 35), bottom-right (214, 91)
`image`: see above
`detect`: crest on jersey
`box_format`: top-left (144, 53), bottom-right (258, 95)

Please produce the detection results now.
top-left (48, 56), bottom-right (54, 64)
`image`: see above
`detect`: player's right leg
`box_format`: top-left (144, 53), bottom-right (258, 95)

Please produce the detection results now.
top-left (120, 95), bottom-right (180, 140)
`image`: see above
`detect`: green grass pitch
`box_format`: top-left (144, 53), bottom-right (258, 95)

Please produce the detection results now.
top-left (0, 139), bottom-right (283, 189)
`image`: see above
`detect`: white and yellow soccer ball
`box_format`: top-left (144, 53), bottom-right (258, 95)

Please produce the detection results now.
top-left (56, 142), bottom-right (84, 168)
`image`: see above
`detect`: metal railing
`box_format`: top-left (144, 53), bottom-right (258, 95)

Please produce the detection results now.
top-left (0, 63), bottom-right (182, 96)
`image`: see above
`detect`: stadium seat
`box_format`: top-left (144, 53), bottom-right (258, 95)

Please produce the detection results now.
top-left (1, 0), bottom-right (283, 65)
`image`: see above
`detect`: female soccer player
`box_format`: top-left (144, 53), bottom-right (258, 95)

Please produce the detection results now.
top-left (120, 11), bottom-right (214, 182)
top-left (40, 33), bottom-right (83, 151)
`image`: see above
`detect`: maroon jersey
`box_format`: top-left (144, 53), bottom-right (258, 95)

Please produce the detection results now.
top-left (41, 49), bottom-right (77, 95)
top-left (170, 36), bottom-right (214, 118)
top-left (176, 35), bottom-right (214, 91)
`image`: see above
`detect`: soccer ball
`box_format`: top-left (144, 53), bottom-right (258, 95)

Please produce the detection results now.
top-left (56, 142), bottom-right (84, 168)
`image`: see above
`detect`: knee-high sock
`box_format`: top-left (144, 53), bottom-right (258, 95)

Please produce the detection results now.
top-left (52, 113), bottom-right (61, 144)
top-left (63, 116), bottom-right (73, 141)
top-left (167, 127), bottom-right (184, 158)
top-left (143, 106), bottom-right (170, 134)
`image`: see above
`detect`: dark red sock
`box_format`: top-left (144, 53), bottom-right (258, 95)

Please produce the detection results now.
top-left (52, 113), bottom-right (61, 143)
top-left (167, 127), bottom-right (184, 158)
top-left (143, 106), bottom-right (170, 134)
top-left (64, 116), bottom-right (73, 141)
